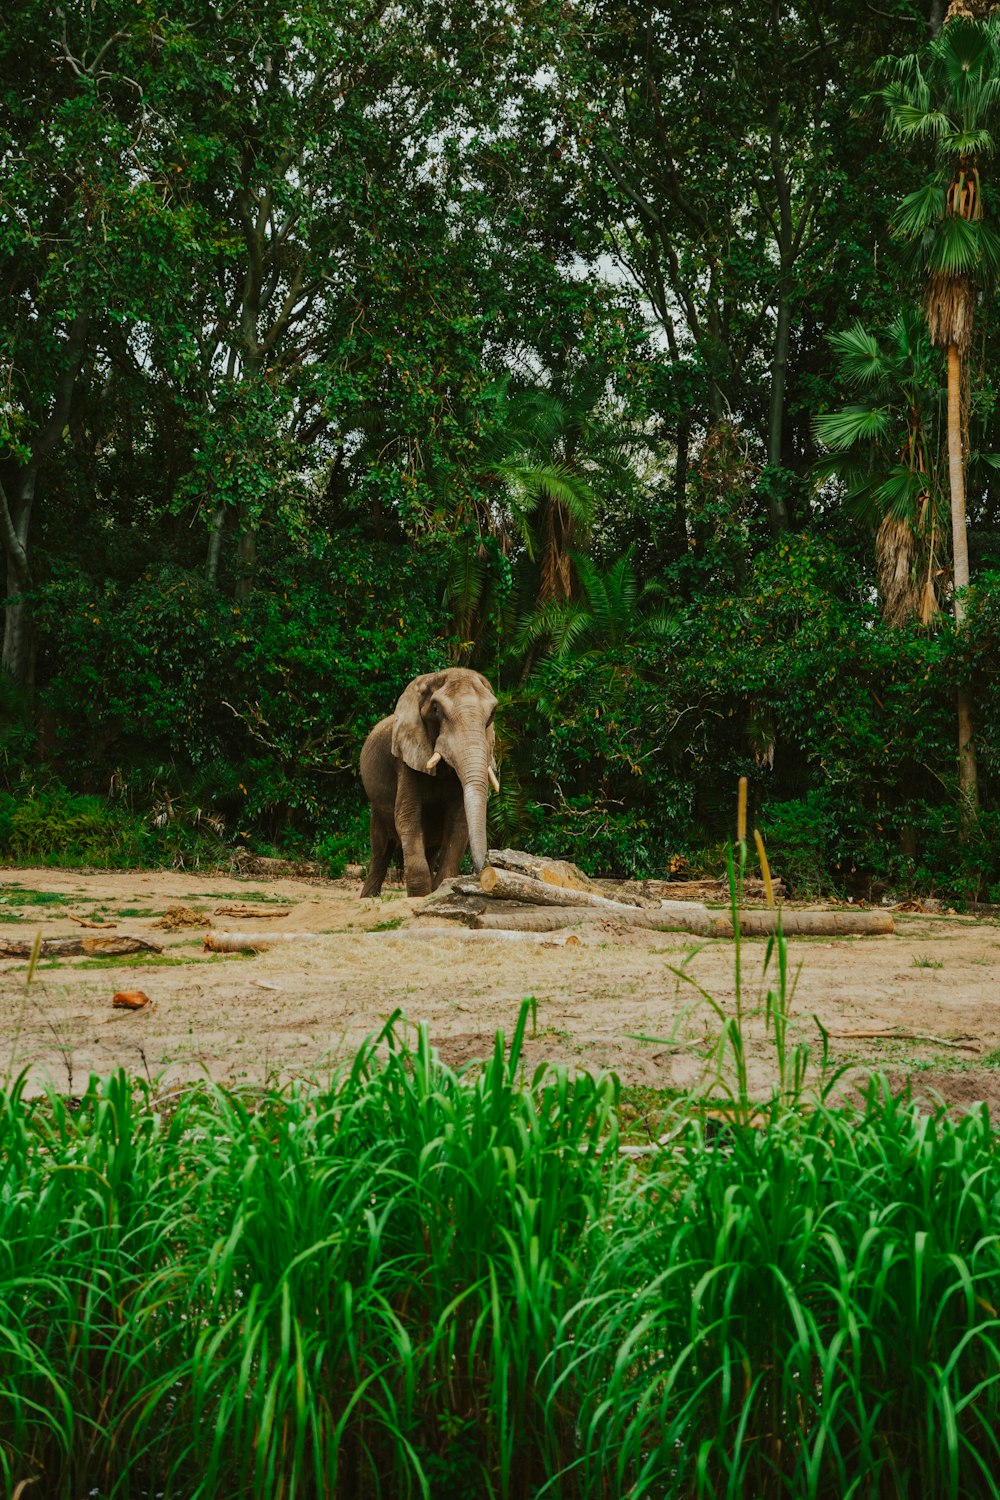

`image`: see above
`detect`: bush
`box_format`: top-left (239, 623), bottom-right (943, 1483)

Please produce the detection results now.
top-left (0, 783), bottom-right (227, 869)
top-left (29, 536), bottom-right (452, 848)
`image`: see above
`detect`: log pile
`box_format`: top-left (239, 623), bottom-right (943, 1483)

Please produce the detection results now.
top-left (415, 850), bottom-right (893, 938)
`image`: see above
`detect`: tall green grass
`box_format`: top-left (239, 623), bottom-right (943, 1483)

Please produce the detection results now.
top-left (2, 1006), bottom-right (1000, 1498)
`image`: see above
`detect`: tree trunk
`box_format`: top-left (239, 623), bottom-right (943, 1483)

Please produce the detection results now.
top-left (673, 415), bottom-right (690, 557)
top-left (947, 344), bottom-right (971, 610)
top-left (957, 683), bottom-right (979, 822)
top-left (206, 500), bottom-right (227, 585)
top-left (766, 273), bottom-right (793, 534)
top-left (1, 472), bottom-right (36, 685)
top-left (946, 341), bottom-right (979, 824)
top-left (1, 309), bottom-right (90, 684)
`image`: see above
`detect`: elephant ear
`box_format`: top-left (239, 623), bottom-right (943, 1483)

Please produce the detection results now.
top-left (391, 674), bottom-right (438, 774)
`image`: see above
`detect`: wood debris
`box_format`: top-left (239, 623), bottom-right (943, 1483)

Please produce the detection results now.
top-left (607, 876), bottom-right (785, 904)
top-left (0, 935), bottom-right (163, 959)
top-left (214, 904), bottom-right (287, 919)
top-left (371, 927), bottom-right (581, 945)
top-left (711, 910), bottom-right (893, 937)
top-left (68, 914), bottom-right (118, 930)
top-left (412, 850), bottom-right (893, 939)
top-left (825, 1028), bottom-right (979, 1052)
top-left (204, 930), bottom-right (322, 953)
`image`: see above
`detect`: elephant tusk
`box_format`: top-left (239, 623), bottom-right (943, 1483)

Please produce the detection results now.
top-left (426, 752), bottom-right (442, 770)
top-left (488, 768), bottom-right (500, 793)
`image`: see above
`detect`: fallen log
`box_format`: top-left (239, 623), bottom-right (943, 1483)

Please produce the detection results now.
top-left (412, 882), bottom-right (495, 926)
top-left (204, 930), bottom-right (322, 953)
top-left (371, 927), bottom-right (582, 945)
top-left (472, 907), bottom-right (708, 934)
top-left (710, 910), bottom-right (893, 937)
top-left (479, 865), bottom-right (714, 932)
top-left (68, 914), bottom-right (118, 930)
top-left (0, 935), bottom-right (163, 959)
top-left (486, 848), bottom-right (599, 892)
top-left (609, 876), bottom-right (785, 904)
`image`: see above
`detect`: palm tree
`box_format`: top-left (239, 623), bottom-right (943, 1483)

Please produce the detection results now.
top-left (876, 6), bottom-right (1000, 819)
top-left (513, 551), bottom-right (677, 666)
top-left (443, 369), bottom-right (638, 656)
top-left (814, 309), bottom-right (946, 626)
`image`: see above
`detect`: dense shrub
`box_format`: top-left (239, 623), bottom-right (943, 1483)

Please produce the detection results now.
top-left (26, 537), bottom-right (450, 854)
top-left (9, 529), bottom-right (1000, 894)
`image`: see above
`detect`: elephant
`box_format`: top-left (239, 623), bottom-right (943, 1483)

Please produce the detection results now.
top-left (360, 668), bottom-right (500, 898)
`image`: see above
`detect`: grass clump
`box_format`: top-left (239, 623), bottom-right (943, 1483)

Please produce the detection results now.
top-left (3, 1004), bottom-right (1000, 1498)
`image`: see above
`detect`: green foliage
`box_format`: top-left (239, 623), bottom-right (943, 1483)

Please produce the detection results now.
top-left (3, 1019), bottom-right (1000, 1495)
top-left (877, 15), bottom-right (1000, 285)
top-left (31, 537), bottom-right (449, 845)
top-left (3, 1), bottom-right (1000, 896)
top-left (0, 784), bottom-right (223, 869)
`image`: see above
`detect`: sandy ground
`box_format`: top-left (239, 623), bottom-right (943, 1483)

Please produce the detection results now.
top-left (2, 865), bottom-right (1000, 1112)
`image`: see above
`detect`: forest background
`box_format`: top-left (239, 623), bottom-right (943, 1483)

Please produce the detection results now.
top-left (3, 0), bottom-right (1000, 900)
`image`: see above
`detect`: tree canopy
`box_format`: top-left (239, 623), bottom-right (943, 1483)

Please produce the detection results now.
top-left (4, 0), bottom-right (1000, 898)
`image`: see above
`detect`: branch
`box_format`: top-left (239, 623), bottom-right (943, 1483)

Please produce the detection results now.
top-left (56, 16), bottom-right (129, 81)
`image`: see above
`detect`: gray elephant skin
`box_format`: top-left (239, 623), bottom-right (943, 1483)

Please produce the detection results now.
top-left (360, 668), bottom-right (499, 897)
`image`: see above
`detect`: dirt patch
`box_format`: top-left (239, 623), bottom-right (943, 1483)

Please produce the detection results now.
top-left (1, 866), bottom-right (999, 1111)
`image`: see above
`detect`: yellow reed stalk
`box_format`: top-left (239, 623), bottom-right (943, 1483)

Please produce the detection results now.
top-left (753, 829), bottom-right (775, 907)
top-left (737, 777), bottom-right (747, 846)
top-left (26, 930), bottom-right (42, 987)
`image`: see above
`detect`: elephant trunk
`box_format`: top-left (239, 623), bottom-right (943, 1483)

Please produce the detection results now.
top-left (463, 781), bottom-right (489, 876)
top-left (444, 711), bottom-right (491, 876)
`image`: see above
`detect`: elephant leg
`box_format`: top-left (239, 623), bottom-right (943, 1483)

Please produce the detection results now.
top-left (395, 777), bottom-right (433, 896)
top-left (432, 802), bottom-right (469, 888)
top-left (361, 808), bottom-right (396, 898)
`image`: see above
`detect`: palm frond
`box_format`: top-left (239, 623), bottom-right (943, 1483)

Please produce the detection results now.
top-left (927, 213), bottom-right (984, 277)
top-left (642, 608), bottom-right (682, 641)
top-left (494, 459), bottom-right (596, 528)
top-left (827, 323), bottom-right (889, 387)
top-left (894, 181), bottom-right (947, 239)
top-left (813, 405), bottom-right (893, 450)
top-left (942, 127), bottom-right (996, 155)
top-left (892, 104), bottom-right (952, 139)
top-left (872, 466), bottom-right (926, 523)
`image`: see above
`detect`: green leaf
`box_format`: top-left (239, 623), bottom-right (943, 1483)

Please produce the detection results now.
top-left (813, 405), bottom-right (893, 451)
